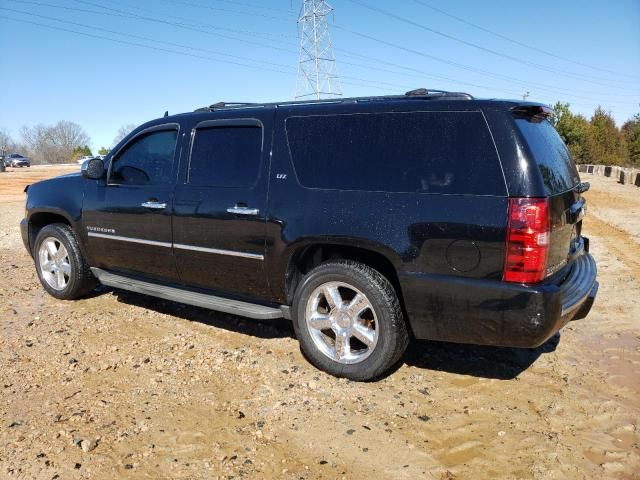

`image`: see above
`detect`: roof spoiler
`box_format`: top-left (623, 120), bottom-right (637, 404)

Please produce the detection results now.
top-left (511, 104), bottom-right (553, 118)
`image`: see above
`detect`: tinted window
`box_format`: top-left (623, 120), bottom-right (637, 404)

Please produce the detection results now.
top-left (515, 118), bottom-right (580, 195)
top-left (188, 126), bottom-right (262, 188)
top-left (110, 129), bottom-right (177, 185)
top-left (285, 111), bottom-right (505, 195)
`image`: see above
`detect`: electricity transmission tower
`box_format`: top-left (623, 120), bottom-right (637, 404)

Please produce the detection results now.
top-left (295, 0), bottom-right (342, 100)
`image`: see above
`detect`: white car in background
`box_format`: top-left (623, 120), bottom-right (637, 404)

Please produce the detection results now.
top-left (77, 155), bottom-right (95, 165)
top-left (4, 153), bottom-right (30, 167)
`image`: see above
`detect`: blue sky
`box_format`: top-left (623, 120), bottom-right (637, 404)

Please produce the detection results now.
top-left (1, 0), bottom-right (639, 151)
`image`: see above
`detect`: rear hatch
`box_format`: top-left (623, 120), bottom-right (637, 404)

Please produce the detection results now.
top-left (514, 110), bottom-right (586, 279)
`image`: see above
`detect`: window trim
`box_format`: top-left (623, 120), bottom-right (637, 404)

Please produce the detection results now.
top-left (107, 123), bottom-right (180, 187)
top-left (284, 110), bottom-right (507, 197)
top-left (186, 118), bottom-right (264, 188)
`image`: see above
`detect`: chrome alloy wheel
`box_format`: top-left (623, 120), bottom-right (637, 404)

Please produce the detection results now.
top-left (38, 237), bottom-right (71, 291)
top-left (305, 281), bottom-right (379, 364)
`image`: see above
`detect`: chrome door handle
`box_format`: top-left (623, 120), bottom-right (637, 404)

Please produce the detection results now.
top-left (227, 206), bottom-right (259, 216)
top-left (141, 201), bottom-right (167, 209)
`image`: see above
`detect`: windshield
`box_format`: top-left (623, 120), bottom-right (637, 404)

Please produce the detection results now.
top-left (515, 117), bottom-right (580, 195)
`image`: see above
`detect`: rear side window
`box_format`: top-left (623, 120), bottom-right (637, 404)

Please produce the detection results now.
top-left (285, 111), bottom-right (505, 195)
top-left (110, 129), bottom-right (177, 186)
top-left (188, 126), bottom-right (262, 188)
top-left (515, 118), bottom-right (580, 195)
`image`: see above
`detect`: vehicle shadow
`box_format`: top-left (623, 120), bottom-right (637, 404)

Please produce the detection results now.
top-left (91, 286), bottom-right (558, 379)
top-left (102, 286), bottom-right (296, 340)
top-left (402, 333), bottom-right (560, 380)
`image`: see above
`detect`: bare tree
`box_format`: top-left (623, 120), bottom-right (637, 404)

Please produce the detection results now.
top-left (20, 121), bottom-right (91, 164)
top-left (112, 124), bottom-right (137, 148)
top-left (51, 120), bottom-right (90, 151)
top-left (0, 127), bottom-right (19, 155)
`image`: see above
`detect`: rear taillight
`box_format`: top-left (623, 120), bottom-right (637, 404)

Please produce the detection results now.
top-left (503, 198), bottom-right (550, 284)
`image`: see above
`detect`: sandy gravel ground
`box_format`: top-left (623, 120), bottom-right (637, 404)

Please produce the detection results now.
top-left (1, 166), bottom-right (638, 479)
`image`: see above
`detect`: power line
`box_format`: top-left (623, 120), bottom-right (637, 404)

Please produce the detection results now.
top-left (0, 14), bottom-right (294, 75)
top-left (17, 0), bottom-right (632, 102)
top-left (345, 0), bottom-right (640, 91)
top-left (0, 7), bottom-right (295, 71)
top-left (154, 0), bottom-right (294, 16)
top-left (71, 0), bottom-right (436, 90)
top-left (411, 0), bottom-right (640, 81)
top-left (80, 0), bottom-right (296, 41)
top-left (8, 0), bottom-right (299, 54)
top-left (7, 0), bottom-right (636, 105)
top-left (336, 48), bottom-right (523, 96)
top-left (0, 14), bottom-right (634, 118)
top-left (334, 25), bottom-right (637, 105)
top-left (339, 38), bottom-right (639, 100)
top-left (0, 10), bottom-right (413, 93)
top-left (26, 1), bottom-right (538, 98)
top-left (6, 1), bottom-right (400, 92)
top-left (106, 0), bottom-right (638, 101)
top-left (102, 0), bottom-right (291, 22)
top-left (7, 1), bottom-right (505, 96)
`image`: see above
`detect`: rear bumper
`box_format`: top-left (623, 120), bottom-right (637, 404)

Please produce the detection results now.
top-left (400, 251), bottom-right (598, 348)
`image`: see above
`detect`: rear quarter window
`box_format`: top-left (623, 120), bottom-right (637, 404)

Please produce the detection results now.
top-left (285, 111), bottom-right (506, 196)
top-left (515, 118), bottom-right (580, 196)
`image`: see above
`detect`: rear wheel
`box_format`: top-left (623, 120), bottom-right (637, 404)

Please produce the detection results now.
top-left (293, 260), bottom-right (409, 381)
top-left (34, 223), bottom-right (96, 300)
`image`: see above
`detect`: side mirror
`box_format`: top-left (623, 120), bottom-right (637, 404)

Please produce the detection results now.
top-left (81, 158), bottom-right (105, 180)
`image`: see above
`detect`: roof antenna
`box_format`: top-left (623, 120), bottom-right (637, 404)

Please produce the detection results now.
top-left (164, 110), bottom-right (168, 117)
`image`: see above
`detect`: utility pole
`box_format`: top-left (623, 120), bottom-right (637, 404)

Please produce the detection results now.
top-left (522, 90), bottom-right (530, 101)
top-left (295, 0), bottom-right (341, 100)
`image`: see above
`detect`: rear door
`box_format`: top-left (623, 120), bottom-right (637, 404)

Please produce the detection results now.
top-left (83, 124), bottom-right (180, 282)
top-left (172, 117), bottom-right (271, 300)
top-left (514, 116), bottom-right (584, 277)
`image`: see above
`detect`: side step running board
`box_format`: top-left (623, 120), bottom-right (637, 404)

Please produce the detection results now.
top-left (91, 268), bottom-right (284, 320)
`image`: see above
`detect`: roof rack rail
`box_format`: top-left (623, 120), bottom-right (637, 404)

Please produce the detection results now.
top-left (193, 89), bottom-right (474, 112)
top-left (405, 88), bottom-right (473, 99)
top-left (194, 102), bottom-right (262, 112)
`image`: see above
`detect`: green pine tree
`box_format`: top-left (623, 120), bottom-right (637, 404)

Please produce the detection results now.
top-left (621, 113), bottom-right (640, 167)
top-left (585, 107), bottom-right (626, 166)
top-left (550, 102), bottom-right (590, 164)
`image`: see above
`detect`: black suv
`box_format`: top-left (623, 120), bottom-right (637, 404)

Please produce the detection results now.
top-left (21, 90), bottom-right (598, 380)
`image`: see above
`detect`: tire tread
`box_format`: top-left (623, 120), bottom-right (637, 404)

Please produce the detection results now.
top-left (34, 223), bottom-right (96, 300)
top-left (293, 259), bottom-right (409, 381)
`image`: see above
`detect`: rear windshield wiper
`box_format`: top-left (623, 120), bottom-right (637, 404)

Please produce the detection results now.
top-left (574, 181), bottom-right (590, 193)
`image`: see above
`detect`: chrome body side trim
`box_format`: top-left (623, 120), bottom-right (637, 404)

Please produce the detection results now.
top-left (87, 232), bottom-right (264, 260)
top-left (173, 243), bottom-right (264, 260)
top-left (87, 232), bottom-right (172, 248)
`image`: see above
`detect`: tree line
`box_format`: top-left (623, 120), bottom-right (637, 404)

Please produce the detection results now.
top-left (550, 103), bottom-right (640, 167)
top-left (0, 122), bottom-right (136, 165)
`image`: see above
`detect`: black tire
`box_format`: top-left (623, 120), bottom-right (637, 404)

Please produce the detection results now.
top-left (292, 260), bottom-right (409, 381)
top-left (33, 223), bottom-right (97, 300)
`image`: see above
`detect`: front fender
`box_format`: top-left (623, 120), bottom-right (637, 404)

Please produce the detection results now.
top-left (24, 174), bottom-right (87, 252)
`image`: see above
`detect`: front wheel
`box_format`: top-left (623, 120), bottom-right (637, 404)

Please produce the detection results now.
top-left (33, 223), bottom-right (96, 300)
top-left (292, 260), bottom-right (409, 381)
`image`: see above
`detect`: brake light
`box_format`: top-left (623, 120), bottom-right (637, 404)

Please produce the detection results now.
top-left (503, 198), bottom-right (550, 284)
top-left (511, 105), bottom-right (553, 118)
